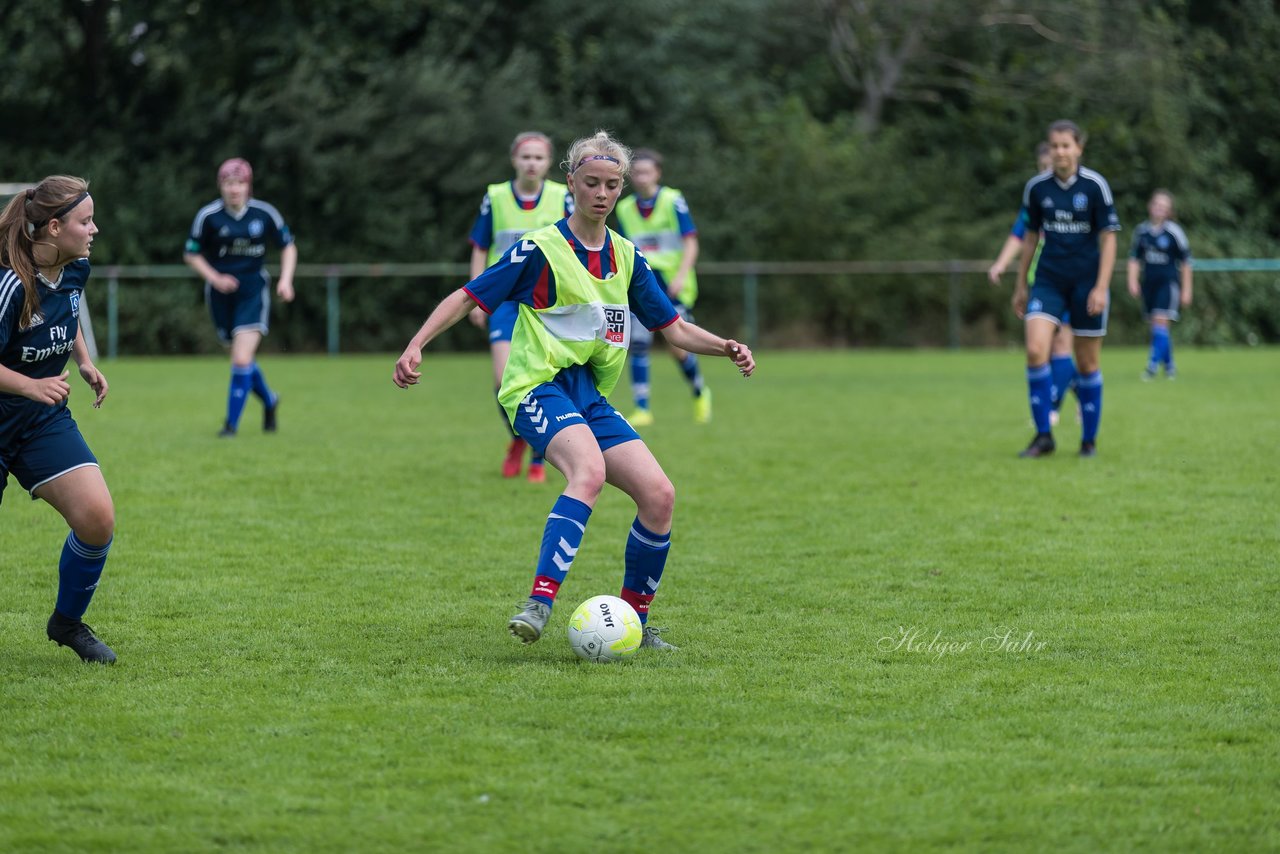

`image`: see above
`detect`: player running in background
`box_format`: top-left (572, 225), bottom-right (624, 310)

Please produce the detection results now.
top-left (467, 131), bottom-right (573, 482)
top-left (613, 148), bottom-right (708, 425)
top-left (1128, 190), bottom-right (1192, 380)
top-left (989, 142), bottom-right (1078, 425)
top-left (0, 176), bottom-right (117, 663)
top-left (183, 158), bottom-right (297, 437)
top-left (1013, 120), bottom-right (1120, 458)
top-left (394, 131), bottom-right (755, 651)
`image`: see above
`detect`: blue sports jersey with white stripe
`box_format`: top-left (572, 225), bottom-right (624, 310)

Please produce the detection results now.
top-left (1023, 167), bottom-right (1121, 280)
top-left (1130, 220), bottom-right (1191, 287)
top-left (186, 198), bottom-right (293, 282)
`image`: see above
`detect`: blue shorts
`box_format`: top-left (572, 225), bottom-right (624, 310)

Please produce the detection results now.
top-left (206, 274), bottom-right (271, 344)
top-left (488, 301), bottom-right (520, 344)
top-left (1142, 281), bottom-right (1180, 321)
top-left (1026, 273), bottom-right (1107, 337)
top-left (0, 406), bottom-right (98, 504)
top-left (512, 364), bottom-right (641, 457)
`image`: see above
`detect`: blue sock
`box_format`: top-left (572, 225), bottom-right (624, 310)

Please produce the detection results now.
top-left (1153, 325), bottom-right (1173, 369)
top-left (529, 495), bottom-right (592, 606)
top-left (1026, 364), bottom-right (1053, 434)
top-left (1049, 355), bottom-right (1077, 411)
top-left (679, 354), bottom-right (705, 397)
top-left (226, 366), bottom-right (253, 430)
top-left (530, 451), bottom-right (543, 466)
top-left (1148, 326), bottom-right (1168, 372)
top-left (1077, 371), bottom-right (1103, 444)
top-left (56, 532), bottom-right (111, 620)
top-left (620, 518), bottom-right (670, 624)
top-left (631, 354), bottom-right (651, 411)
top-left (249, 362), bottom-right (276, 406)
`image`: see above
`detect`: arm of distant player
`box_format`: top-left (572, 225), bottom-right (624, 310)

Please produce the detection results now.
top-left (1088, 231), bottom-right (1117, 316)
top-left (72, 326), bottom-right (108, 408)
top-left (467, 245), bottom-right (489, 329)
top-left (1011, 228), bottom-right (1040, 319)
top-left (276, 243), bottom-right (298, 302)
top-left (668, 233), bottom-right (699, 298)
top-left (660, 317), bottom-right (755, 377)
top-left (989, 233), bottom-right (1022, 284)
top-left (1180, 259), bottom-right (1193, 307)
top-left (183, 252), bottom-right (239, 294)
top-left (1126, 257), bottom-right (1141, 298)
top-left (393, 289), bottom-right (478, 388)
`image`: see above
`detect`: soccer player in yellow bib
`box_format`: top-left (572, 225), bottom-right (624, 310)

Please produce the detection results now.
top-left (394, 131), bottom-right (755, 650)
top-left (613, 149), bottom-right (708, 425)
top-left (466, 132), bottom-right (572, 482)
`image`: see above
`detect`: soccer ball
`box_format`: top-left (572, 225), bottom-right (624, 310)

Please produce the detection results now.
top-left (567, 595), bottom-right (643, 662)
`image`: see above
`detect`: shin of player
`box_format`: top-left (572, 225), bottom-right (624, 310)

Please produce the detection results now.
top-left (0, 176), bottom-right (117, 663)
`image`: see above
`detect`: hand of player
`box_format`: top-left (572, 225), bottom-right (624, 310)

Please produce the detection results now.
top-left (1181, 290), bottom-right (1192, 307)
top-left (987, 263), bottom-right (1005, 285)
top-left (1127, 280), bottom-right (1140, 298)
top-left (467, 306), bottom-right (488, 330)
top-left (211, 274), bottom-right (240, 294)
top-left (277, 278), bottom-right (296, 303)
top-left (393, 345), bottom-right (423, 388)
top-left (724, 339), bottom-right (755, 377)
top-left (1087, 286), bottom-right (1108, 316)
top-left (1011, 287), bottom-right (1028, 320)
top-left (25, 371), bottom-right (71, 405)
top-left (79, 362), bottom-right (109, 408)
top-left (668, 273), bottom-right (685, 298)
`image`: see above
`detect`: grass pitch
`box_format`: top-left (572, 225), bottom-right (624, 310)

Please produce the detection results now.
top-left (1, 348), bottom-right (1277, 852)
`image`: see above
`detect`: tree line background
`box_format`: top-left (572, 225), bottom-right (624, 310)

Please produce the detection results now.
top-left (3, 0), bottom-right (1277, 353)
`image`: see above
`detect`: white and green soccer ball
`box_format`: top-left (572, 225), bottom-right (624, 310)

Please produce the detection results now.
top-left (567, 595), bottom-right (643, 662)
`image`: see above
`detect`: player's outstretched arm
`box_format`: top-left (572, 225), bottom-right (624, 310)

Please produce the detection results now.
top-left (659, 317), bottom-right (755, 377)
top-left (989, 233), bottom-right (1023, 284)
top-left (393, 289), bottom-right (478, 388)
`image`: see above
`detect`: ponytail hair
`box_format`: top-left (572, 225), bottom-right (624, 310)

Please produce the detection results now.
top-left (561, 130), bottom-right (632, 178)
top-left (0, 175), bottom-right (90, 328)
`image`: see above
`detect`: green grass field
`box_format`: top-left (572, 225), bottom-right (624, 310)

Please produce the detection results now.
top-left (2, 348), bottom-right (1277, 852)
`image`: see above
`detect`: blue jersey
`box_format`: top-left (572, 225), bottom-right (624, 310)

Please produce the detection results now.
top-left (469, 182), bottom-right (575, 250)
top-left (186, 198), bottom-right (293, 283)
top-left (0, 261), bottom-right (88, 434)
top-left (1023, 168), bottom-right (1121, 281)
top-left (1130, 220), bottom-right (1190, 286)
top-left (464, 220), bottom-right (677, 332)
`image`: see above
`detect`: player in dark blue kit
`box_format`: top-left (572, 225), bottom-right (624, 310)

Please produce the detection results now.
top-left (1127, 190), bottom-right (1192, 380)
top-left (1013, 120), bottom-right (1121, 458)
top-left (184, 158), bottom-right (297, 437)
top-left (0, 176), bottom-right (117, 663)
top-left (394, 131), bottom-right (755, 650)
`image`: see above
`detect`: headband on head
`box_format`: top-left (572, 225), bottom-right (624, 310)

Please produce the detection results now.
top-left (572, 154), bottom-right (621, 173)
top-left (30, 191), bottom-right (90, 233)
top-left (511, 133), bottom-right (552, 156)
top-left (218, 157), bottom-right (253, 185)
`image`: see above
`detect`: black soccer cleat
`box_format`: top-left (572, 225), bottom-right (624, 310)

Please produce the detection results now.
top-left (1018, 432), bottom-right (1056, 458)
top-left (47, 610), bottom-right (117, 664)
top-left (264, 395), bottom-right (279, 433)
top-left (1079, 441), bottom-right (1097, 458)
top-left (218, 422), bottom-right (236, 438)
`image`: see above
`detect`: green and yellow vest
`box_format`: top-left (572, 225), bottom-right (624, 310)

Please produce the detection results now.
top-left (614, 186), bottom-right (697, 307)
top-left (499, 225), bottom-right (637, 423)
top-left (486, 180), bottom-right (569, 267)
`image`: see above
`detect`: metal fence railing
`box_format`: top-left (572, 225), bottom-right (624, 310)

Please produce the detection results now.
top-left (95, 259), bottom-right (1280, 357)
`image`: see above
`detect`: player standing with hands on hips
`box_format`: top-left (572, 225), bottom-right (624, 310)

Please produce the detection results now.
top-left (1013, 120), bottom-right (1120, 458)
top-left (184, 158), bottom-right (297, 437)
top-left (394, 131), bottom-right (755, 651)
top-left (0, 176), bottom-right (117, 663)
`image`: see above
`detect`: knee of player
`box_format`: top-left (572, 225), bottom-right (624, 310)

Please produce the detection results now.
top-left (76, 500), bottom-right (115, 546)
top-left (645, 477), bottom-right (676, 524)
top-left (574, 462), bottom-right (607, 499)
